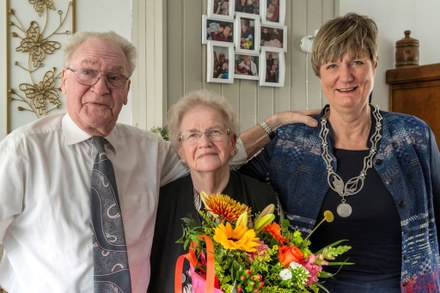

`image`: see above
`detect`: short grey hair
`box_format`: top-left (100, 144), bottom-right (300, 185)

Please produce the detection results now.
top-left (311, 13), bottom-right (378, 77)
top-left (63, 31), bottom-right (137, 75)
top-left (167, 90), bottom-right (239, 149)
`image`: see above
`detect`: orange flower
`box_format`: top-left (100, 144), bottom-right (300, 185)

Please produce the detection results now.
top-left (201, 192), bottom-right (250, 221)
top-left (278, 245), bottom-right (304, 267)
top-left (263, 222), bottom-right (288, 244)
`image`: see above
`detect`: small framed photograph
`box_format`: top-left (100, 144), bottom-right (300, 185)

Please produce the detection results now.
top-left (202, 15), bottom-right (235, 44)
top-left (260, 47), bottom-right (285, 87)
top-left (261, 0), bottom-right (286, 25)
top-left (234, 0), bottom-right (261, 15)
top-left (234, 53), bottom-right (259, 80)
top-left (260, 24), bottom-right (287, 51)
top-left (234, 13), bottom-right (260, 54)
top-left (208, 0), bottom-right (235, 20)
top-left (207, 42), bottom-right (235, 83)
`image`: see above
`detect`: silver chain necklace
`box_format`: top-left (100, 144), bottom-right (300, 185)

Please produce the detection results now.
top-left (319, 105), bottom-right (383, 218)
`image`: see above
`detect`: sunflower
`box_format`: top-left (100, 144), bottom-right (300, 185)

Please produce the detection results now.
top-left (200, 192), bottom-right (250, 222)
top-left (213, 222), bottom-right (260, 252)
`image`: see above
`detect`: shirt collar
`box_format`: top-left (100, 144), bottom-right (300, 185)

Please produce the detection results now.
top-left (62, 113), bottom-right (117, 153)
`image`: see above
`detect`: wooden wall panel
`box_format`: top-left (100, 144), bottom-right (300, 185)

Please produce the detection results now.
top-left (165, 0), bottom-right (336, 129)
top-left (290, 0), bottom-right (311, 110)
top-left (133, 0), bottom-right (167, 129)
top-left (182, 2), bottom-right (205, 92)
top-left (167, 0), bottom-right (185, 107)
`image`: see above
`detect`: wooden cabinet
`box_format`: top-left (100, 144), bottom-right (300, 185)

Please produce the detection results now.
top-left (386, 63), bottom-right (440, 146)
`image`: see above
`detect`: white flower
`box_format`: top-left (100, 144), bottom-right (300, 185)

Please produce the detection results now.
top-left (289, 262), bottom-right (310, 280)
top-left (289, 262), bottom-right (302, 270)
top-left (279, 268), bottom-right (292, 280)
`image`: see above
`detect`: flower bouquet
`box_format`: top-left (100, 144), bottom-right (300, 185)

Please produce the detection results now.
top-left (175, 192), bottom-right (352, 293)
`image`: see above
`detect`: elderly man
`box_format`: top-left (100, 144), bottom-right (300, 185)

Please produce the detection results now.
top-left (0, 31), bottom-right (316, 293)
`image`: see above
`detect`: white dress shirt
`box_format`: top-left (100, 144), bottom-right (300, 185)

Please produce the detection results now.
top-left (0, 113), bottom-right (247, 293)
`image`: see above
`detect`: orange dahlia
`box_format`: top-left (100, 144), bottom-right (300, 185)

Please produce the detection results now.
top-left (201, 192), bottom-right (250, 222)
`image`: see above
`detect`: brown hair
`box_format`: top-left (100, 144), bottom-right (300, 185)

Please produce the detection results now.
top-left (311, 13), bottom-right (378, 77)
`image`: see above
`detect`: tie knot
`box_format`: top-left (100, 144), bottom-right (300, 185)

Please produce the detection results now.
top-left (91, 136), bottom-right (106, 154)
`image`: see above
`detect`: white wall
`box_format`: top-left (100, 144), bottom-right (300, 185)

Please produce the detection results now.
top-left (339, 0), bottom-right (440, 110)
top-left (0, 0), bottom-right (133, 140)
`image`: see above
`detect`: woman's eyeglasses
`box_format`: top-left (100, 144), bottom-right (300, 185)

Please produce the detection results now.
top-left (179, 128), bottom-right (230, 144)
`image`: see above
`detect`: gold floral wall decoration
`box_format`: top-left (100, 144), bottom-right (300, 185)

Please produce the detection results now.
top-left (7, 0), bottom-right (75, 132)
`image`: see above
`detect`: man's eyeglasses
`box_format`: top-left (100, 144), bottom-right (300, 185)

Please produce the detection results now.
top-left (179, 128), bottom-right (230, 144)
top-left (66, 68), bottom-right (129, 88)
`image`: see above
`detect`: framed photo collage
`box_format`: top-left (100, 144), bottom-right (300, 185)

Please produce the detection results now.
top-left (203, 0), bottom-right (286, 87)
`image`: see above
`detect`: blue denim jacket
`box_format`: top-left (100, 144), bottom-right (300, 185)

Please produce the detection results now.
top-left (242, 107), bottom-right (440, 292)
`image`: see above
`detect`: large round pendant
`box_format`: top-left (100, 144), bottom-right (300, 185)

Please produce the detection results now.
top-left (337, 203), bottom-right (352, 218)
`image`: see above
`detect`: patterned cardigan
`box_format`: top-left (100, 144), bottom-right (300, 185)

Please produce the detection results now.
top-left (242, 106), bottom-right (440, 292)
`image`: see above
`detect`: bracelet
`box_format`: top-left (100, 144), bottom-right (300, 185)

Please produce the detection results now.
top-left (258, 121), bottom-right (274, 138)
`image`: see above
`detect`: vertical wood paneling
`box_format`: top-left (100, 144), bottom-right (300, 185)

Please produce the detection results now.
top-left (307, 0), bottom-right (330, 109)
top-left (132, 0), bottom-right (168, 129)
top-left (319, 0), bottom-right (337, 107)
top-left (290, 0), bottom-right (308, 110)
top-left (256, 88), bottom-right (275, 130)
top-left (183, 2), bottom-right (204, 93)
top-left (240, 81), bottom-right (258, 131)
top-left (135, 0), bottom-right (147, 127)
top-left (164, 0), bottom-right (336, 128)
top-left (149, 1), bottom-right (167, 125)
top-left (273, 0), bottom-right (292, 114)
top-left (305, 0), bottom-right (323, 110)
top-left (167, 0), bottom-right (184, 110)
top-left (222, 84), bottom-right (241, 127)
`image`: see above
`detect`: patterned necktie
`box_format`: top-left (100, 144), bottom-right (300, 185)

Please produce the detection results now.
top-left (90, 136), bottom-right (132, 293)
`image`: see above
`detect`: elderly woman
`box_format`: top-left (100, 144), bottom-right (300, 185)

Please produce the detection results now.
top-left (240, 13), bottom-right (440, 292)
top-left (148, 90), bottom-right (280, 292)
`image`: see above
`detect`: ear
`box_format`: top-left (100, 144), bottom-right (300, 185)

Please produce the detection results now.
top-left (177, 146), bottom-right (186, 164)
top-left (61, 68), bottom-right (68, 94)
top-left (230, 133), bottom-right (237, 155)
top-left (124, 80), bottom-right (131, 105)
